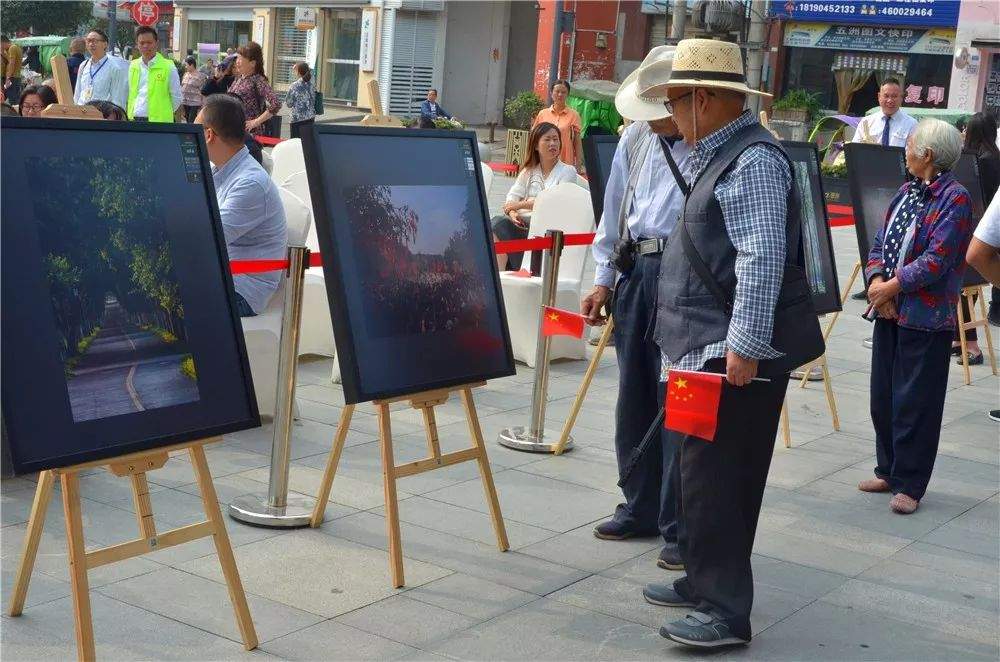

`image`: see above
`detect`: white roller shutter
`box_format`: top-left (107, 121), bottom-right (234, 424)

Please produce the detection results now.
top-left (649, 12), bottom-right (668, 49)
top-left (273, 8), bottom-right (317, 88)
top-left (387, 10), bottom-right (439, 116)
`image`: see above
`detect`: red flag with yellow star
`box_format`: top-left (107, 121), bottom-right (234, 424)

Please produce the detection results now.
top-left (664, 369), bottom-right (723, 442)
top-left (541, 306), bottom-right (585, 338)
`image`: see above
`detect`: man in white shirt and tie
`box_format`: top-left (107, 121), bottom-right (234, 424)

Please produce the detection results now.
top-left (851, 78), bottom-right (917, 147)
top-left (73, 29), bottom-right (129, 110)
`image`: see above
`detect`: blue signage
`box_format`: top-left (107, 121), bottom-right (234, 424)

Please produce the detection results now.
top-left (769, 1), bottom-right (961, 28)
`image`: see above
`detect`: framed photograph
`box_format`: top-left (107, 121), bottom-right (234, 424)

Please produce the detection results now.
top-left (782, 141), bottom-right (842, 315)
top-left (1, 118), bottom-right (259, 475)
top-left (844, 142), bottom-right (907, 265)
top-left (582, 134), bottom-right (619, 224)
top-left (301, 125), bottom-right (515, 404)
top-left (953, 151), bottom-right (988, 288)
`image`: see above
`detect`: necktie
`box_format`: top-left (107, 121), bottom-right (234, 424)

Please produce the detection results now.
top-left (881, 114), bottom-right (892, 147)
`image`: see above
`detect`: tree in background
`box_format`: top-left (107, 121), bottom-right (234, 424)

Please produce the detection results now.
top-left (0, 1), bottom-right (93, 36)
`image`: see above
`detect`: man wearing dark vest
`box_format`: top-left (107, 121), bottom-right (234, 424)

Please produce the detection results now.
top-left (641, 39), bottom-right (795, 648)
top-left (583, 46), bottom-right (690, 571)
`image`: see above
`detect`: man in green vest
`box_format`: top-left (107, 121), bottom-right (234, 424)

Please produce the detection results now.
top-left (127, 25), bottom-right (181, 122)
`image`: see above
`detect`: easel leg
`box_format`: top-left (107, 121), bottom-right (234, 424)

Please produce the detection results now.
top-left (189, 445), bottom-right (258, 651)
top-left (781, 399), bottom-right (791, 449)
top-left (820, 358), bottom-right (840, 431)
top-left (129, 473), bottom-right (156, 538)
top-left (802, 261), bottom-right (861, 389)
top-left (461, 388), bottom-right (510, 551)
top-left (61, 472), bottom-right (96, 662)
top-left (976, 289), bottom-right (998, 376)
top-left (957, 294), bottom-right (971, 385)
top-left (310, 404), bottom-right (355, 527)
top-left (8, 470), bottom-right (56, 616)
top-left (554, 317), bottom-right (614, 455)
top-left (377, 403), bottom-right (405, 588)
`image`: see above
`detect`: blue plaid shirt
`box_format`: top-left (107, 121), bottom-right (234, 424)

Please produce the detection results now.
top-left (663, 110), bottom-right (791, 372)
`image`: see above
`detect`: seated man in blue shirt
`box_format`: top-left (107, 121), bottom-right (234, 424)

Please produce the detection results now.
top-left (196, 94), bottom-right (287, 317)
top-left (419, 88), bottom-right (451, 128)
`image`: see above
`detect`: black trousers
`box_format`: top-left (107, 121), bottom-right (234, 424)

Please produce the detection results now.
top-left (290, 117), bottom-right (314, 139)
top-left (611, 252), bottom-right (677, 543)
top-left (871, 319), bottom-right (951, 500)
top-left (672, 359), bottom-right (788, 640)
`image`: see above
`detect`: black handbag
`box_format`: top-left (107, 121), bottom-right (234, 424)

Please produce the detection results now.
top-left (676, 195), bottom-right (825, 377)
top-left (313, 89), bottom-right (324, 115)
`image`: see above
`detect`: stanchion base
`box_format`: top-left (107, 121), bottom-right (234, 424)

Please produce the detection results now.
top-left (862, 337), bottom-right (873, 350)
top-left (497, 426), bottom-right (573, 453)
top-left (791, 365), bottom-right (824, 381)
top-left (228, 495), bottom-right (316, 528)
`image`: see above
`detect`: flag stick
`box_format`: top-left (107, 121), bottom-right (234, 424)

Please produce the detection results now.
top-left (669, 368), bottom-right (771, 383)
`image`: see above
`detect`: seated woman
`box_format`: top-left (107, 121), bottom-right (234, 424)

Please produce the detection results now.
top-left (862, 119), bottom-right (975, 514)
top-left (492, 121), bottom-right (579, 271)
top-left (17, 84), bottom-right (56, 117)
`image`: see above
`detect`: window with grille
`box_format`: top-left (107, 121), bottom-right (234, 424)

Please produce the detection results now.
top-left (273, 8), bottom-right (316, 88)
top-left (387, 10), bottom-right (439, 116)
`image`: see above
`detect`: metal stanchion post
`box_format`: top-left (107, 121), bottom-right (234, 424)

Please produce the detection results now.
top-left (230, 245), bottom-right (316, 527)
top-left (498, 230), bottom-right (574, 453)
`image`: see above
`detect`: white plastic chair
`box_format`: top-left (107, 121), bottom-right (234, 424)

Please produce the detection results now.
top-left (279, 171), bottom-right (317, 251)
top-left (481, 163), bottom-right (494, 196)
top-left (260, 148), bottom-right (274, 175)
top-left (270, 138), bottom-right (306, 186)
top-left (498, 181), bottom-right (594, 366)
top-left (240, 188), bottom-right (311, 417)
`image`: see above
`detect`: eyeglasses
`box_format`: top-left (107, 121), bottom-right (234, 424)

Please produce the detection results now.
top-left (663, 90), bottom-right (715, 114)
top-left (20, 104), bottom-right (43, 112)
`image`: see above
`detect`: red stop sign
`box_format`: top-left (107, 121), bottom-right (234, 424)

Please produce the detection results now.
top-left (131, 0), bottom-right (159, 27)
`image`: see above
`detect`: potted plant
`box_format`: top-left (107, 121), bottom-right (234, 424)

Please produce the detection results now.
top-left (503, 90), bottom-right (545, 167)
top-left (771, 90), bottom-right (821, 124)
top-left (820, 160), bottom-right (852, 207)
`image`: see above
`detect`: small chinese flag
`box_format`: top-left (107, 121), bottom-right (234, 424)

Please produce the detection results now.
top-left (664, 370), bottom-right (724, 442)
top-left (541, 306), bottom-right (586, 338)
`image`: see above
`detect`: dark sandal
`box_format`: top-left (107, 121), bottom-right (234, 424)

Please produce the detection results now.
top-left (957, 351), bottom-right (984, 365)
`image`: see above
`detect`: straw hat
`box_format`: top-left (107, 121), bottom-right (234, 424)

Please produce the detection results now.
top-left (615, 46), bottom-right (676, 121)
top-left (642, 38), bottom-right (771, 98)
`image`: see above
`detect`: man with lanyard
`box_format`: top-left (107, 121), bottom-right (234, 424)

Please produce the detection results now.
top-left (582, 46), bottom-right (691, 571)
top-left (127, 26), bottom-right (181, 122)
top-left (74, 29), bottom-right (129, 111)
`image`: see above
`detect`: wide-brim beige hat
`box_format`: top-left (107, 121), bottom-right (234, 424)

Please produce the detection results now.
top-left (615, 46), bottom-right (675, 121)
top-left (642, 38), bottom-right (771, 99)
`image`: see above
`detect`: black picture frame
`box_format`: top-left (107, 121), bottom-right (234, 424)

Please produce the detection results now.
top-left (300, 124), bottom-right (516, 404)
top-left (582, 134), bottom-right (619, 224)
top-left (782, 141), bottom-right (843, 315)
top-left (844, 142), bottom-right (907, 265)
top-left (953, 151), bottom-right (988, 288)
top-left (1, 117), bottom-right (260, 475)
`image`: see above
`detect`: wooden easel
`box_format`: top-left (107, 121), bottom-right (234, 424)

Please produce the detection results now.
top-left (553, 316), bottom-right (615, 455)
top-left (310, 383), bottom-right (508, 588)
top-left (8, 439), bottom-right (258, 661)
top-left (50, 54), bottom-right (74, 105)
top-left (956, 284), bottom-right (999, 385)
top-left (360, 79), bottom-right (403, 127)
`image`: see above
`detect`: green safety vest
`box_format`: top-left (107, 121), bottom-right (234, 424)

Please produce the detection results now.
top-left (127, 53), bottom-right (175, 122)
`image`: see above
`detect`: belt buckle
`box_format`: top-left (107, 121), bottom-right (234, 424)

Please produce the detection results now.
top-left (638, 238), bottom-right (661, 255)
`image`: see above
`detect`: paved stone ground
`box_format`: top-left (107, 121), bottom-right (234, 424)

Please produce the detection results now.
top-left (3, 175), bottom-right (998, 661)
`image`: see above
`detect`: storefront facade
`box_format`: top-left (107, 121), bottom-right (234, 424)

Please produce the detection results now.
top-left (771, 0), bottom-right (960, 114)
top-left (948, 0), bottom-right (1000, 114)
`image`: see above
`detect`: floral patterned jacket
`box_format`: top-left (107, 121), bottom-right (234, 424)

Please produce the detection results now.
top-left (865, 171), bottom-right (974, 332)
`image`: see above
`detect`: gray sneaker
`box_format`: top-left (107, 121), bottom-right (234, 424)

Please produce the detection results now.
top-left (642, 583), bottom-right (696, 607)
top-left (660, 611), bottom-right (750, 648)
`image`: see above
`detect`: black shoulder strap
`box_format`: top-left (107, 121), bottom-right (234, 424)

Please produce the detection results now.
top-left (659, 138), bottom-right (690, 197)
top-left (680, 222), bottom-right (733, 315)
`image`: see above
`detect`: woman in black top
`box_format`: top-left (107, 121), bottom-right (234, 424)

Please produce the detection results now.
top-left (201, 55), bottom-right (236, 97)
top-left (954, 113), bottom-right (1000, 360)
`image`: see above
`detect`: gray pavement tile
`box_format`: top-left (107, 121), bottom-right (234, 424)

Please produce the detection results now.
top-left (764, 449), bottom-right (857, 489)
top-left (516, 523), bottom-right (661, 573)
top-left (373, 495), bottom-right (555, 548)
top-left (752, 531), bottom-right (883, 576)
top-left (947, 496), bottom-right (1000, 537)
top-left (768, 517), bottom-right (913, 557)
top-left (260, 619), bottom-right (419, 660)
top-left (426, 598), bottom-right (668, 661)
top-left (97, 566), bottom-right (325, 643)
top-left (514, 445), bottom-right (621, 495)
top-left (858, 558), bottom-right (999, 613)
top-left (421, 468), bottom-right (619, 533)
top-left (890, 542), bottom-right (999, 584)
top-left (1, 564), bottom-right (71, 610)
top-left (334, 595), bottom-right (479, 648)
top-left (598, 547), bottom-right (684, 587)
top-left (0, 477), bottom-right (37, 494)
top-left (239, 463), bottom-right (416, 511)
top-left (750, 555), bottom-right (850, 600)
top-left (322, 511), bottom-right (588, 596)
top-left (404, 573), bottom-right (536, 621)
top-left (180, 528), bottom-right (452, 617)
top-left (225, 416), bottom-right (371, 459)
top-left (920, 522), bottom-right (1000, 559)
top-left (718, 600), bottom-right (999, 661)
top-left (140, 514), bottom-right (285, 567)
top-left (549, 574), bottom-right (671, 628)
top-left (295, 382), bottom-right (349, 407)
top-left (172, 473), bottom-right (358, 522)
top-left (821, 579), bottom-right (998, 646)
top-left (1, 593), bottom-right (273, 661)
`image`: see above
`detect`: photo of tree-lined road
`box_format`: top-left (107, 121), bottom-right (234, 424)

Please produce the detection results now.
top-left (28, 156), bottom-right (200, 423)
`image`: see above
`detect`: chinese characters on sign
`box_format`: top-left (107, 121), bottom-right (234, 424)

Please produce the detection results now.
top-left (771, 1), bottom-right (960, 28)
top-left (784, 22), bottom-right (955, 55)
top-left (904, 84), bottom-right (946, 106)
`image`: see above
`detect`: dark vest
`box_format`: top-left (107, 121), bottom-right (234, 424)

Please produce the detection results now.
top-left (654, 122), bottom-right (812, 371)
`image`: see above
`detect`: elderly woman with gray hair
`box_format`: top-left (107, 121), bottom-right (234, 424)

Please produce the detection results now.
top-left (860, 119), bottom-right (975, 514)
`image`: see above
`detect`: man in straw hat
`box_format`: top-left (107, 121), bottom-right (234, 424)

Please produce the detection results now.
top-left (642, 38), bottom-right (816, 648)
top-left (582, 46), bottom-right (691, 572)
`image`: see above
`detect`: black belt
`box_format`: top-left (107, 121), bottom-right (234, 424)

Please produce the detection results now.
top-left (632, 237), bottom-right (666, 256)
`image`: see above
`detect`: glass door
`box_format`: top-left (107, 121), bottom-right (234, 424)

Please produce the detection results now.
top-left (324, 9), bottom-right (361, 104)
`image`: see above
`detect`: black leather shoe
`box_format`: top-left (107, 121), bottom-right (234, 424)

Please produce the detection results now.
top-left (592, 519), bottom-right (657, 540)
top-left (851, 290), bottom-right (868, 301)
top-left (657, 545), bottom-right (685, 570)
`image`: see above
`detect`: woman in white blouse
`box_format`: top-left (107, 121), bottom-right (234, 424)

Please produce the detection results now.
top-left (493, 121), bottom-right (579, 270)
